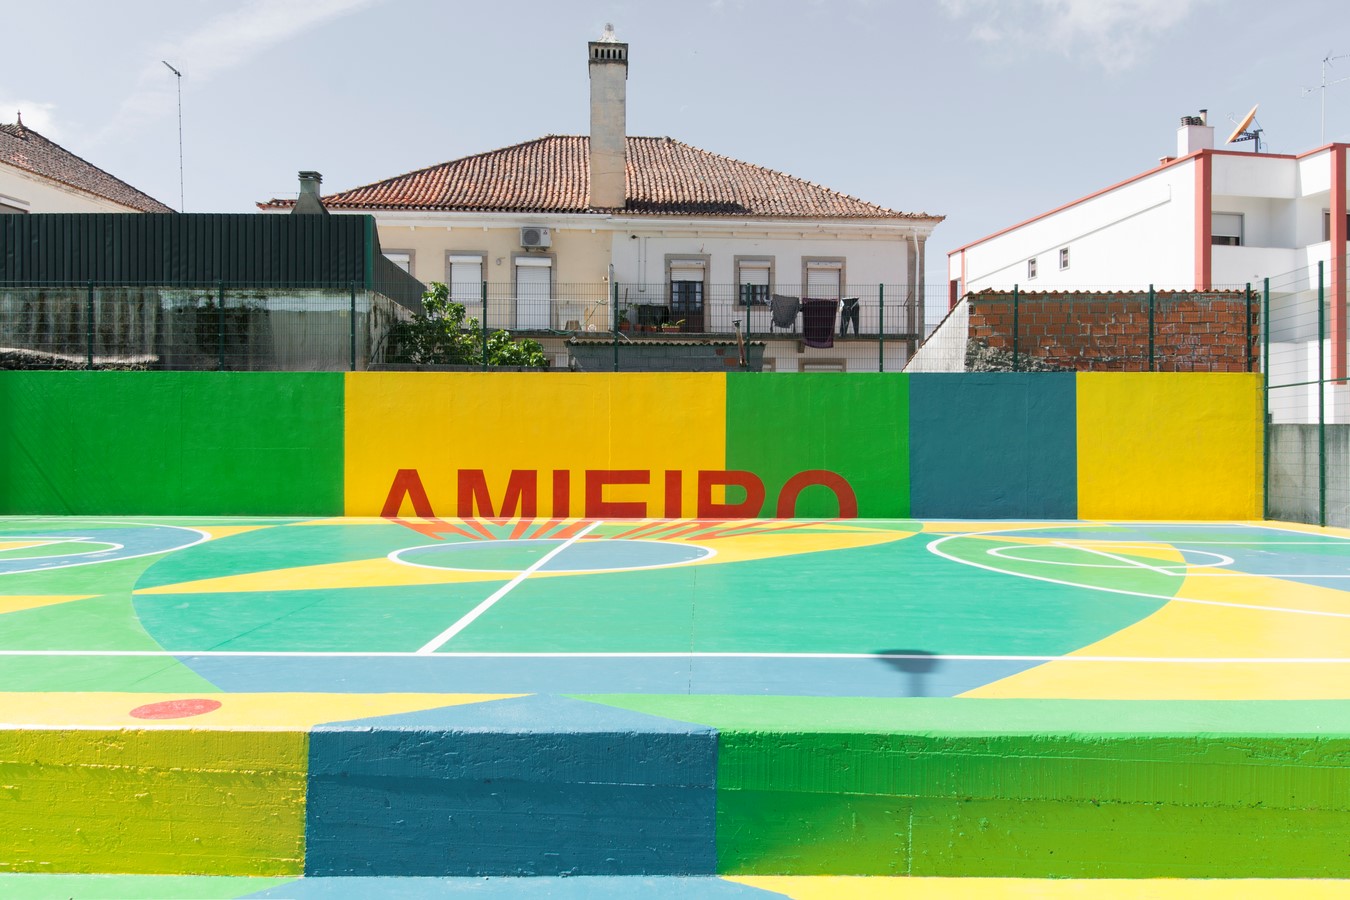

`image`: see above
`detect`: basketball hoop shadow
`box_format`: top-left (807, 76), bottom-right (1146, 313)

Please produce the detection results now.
top-left (874, 648), bottom-right (939, 697)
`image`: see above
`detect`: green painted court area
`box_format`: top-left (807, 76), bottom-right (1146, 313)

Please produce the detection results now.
top-left (3, 516), bottom-right (1349, 698)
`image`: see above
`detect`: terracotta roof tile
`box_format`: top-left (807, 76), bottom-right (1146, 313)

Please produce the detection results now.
top-left (260, 135), bottom-right (939, 220)
top-left (0, 122), bottom-right (174, 213)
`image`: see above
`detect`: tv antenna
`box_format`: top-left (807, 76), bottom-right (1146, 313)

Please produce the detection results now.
top-left (1302, 52), bottom-right (1350, 144)
top-left (162, 60), bottom-right (184, 212)
top-left (1225, 104), bottom-right (1263, 153)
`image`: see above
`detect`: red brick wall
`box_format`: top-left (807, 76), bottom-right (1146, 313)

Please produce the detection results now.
top-left (967, 290), bottom-right (1259, 372)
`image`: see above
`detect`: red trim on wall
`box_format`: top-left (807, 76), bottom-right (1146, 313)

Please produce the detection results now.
top-left (1332, 144), bottom-right (1347, 382)
top-left (1195, 151), bottom-right (1212, 291)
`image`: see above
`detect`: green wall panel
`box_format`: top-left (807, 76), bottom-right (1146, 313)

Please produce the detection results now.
top-left (584, 696), bottom-right (1350, 878)
top-left (0, 372), bottom-right (343, 515)
top-left (725, 373), bottom-right (909, 517)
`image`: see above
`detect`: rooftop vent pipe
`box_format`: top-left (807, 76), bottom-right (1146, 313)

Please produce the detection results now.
top-left (292, 170), bottom-right (329, 215)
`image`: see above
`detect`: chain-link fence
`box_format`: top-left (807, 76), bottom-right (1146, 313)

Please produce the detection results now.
top-left (909, 286), bottom-right (1259, 373)
top-left (1264, 263), bottom-right (1350, 527)
top-left (0, 282), bottom-right (412, 371)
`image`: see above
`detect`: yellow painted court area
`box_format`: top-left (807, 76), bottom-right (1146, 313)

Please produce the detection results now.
top-left (0, 594), bottom-right (95, 614)
top-left (1076, 373), bottom-right (1262, 520)
top-left (0, 692), bottom-right (518, 729)
top-left (344, 372), bottom-right (729, 517)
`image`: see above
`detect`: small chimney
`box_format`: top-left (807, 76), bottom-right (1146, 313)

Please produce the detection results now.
top-left (588, 24), bottom-right (628, 209)
top-left (1176, 111), bottom-right (1214, 157)
top-left (292, 170), bottom-right (329, 216)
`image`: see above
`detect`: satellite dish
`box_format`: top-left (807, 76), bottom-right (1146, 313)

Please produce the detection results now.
top-left (1226, 105), bottom-right (1259, 144)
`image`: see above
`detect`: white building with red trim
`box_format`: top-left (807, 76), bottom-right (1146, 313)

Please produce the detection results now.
top-left (946, 114), bottom-right (1348, 386)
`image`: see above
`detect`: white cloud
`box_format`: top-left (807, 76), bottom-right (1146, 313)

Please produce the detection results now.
top-left (941, 0), bottom-right (1211, 71)
top-left (94, 0), bottom-right (384, 145)
top-left (0, 98), bottom-right (61, 138)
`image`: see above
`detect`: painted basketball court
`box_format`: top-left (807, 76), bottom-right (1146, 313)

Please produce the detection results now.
top-left (3, 515), bottom-right (1348, 706)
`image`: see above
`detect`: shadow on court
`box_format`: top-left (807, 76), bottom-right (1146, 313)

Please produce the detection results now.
top-left (874, 648), bottom-right (940, 697)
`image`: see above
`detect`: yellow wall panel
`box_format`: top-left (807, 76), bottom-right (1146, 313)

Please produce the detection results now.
top-left (1077, 373), bottom-right (1262, 520)
top-left (345, 372), bottom-right (727, 517)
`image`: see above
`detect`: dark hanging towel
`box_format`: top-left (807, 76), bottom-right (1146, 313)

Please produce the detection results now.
top-left (801, 298), bottom-right (840, 348)
top-left (771, 294), bottom-right (801, 329)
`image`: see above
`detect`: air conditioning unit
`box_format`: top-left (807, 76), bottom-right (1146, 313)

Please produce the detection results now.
top-left (520, 226), bottom-right (551, 249)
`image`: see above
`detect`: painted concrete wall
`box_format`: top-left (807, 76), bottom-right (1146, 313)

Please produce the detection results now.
top-left (0, 372), bottom-right (1263, 520)
top-left (8, 694), bottom-right (1346, 878)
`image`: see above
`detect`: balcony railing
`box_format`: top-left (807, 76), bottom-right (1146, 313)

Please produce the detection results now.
top-left (463, 282), bottom-right (926, 339)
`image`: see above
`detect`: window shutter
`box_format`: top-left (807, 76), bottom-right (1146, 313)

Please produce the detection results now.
top-left (806, 264), bottom-right (841, 299)
top-left (740, 264), bottom-right (769, 287)
top-left (515, 260), bottom-right (552, 329)
top-left (448, 256), bottom-right (483, 303)
top-left (670, 261), bottom-right (705, 283)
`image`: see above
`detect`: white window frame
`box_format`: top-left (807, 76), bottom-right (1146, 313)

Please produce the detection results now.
top-left (1027, 257), bottom-right (1038, 279)
top-left (1058, 247), bottom-right (1070, 270)
top-left (1324, 209), bottom-right (1350, 242)
top-left (735, 256), bottom-right (773, 306)
top-left (1211, 212), bottom-right (1243, 247)
top-left (446, 252), bottom-right (486, 304)
top-left (802, 257), bottom-right (845, 300)
top-left (383, 250), bottom-right (414, 275)
top-left (513, 253), bottom-right (555, 330)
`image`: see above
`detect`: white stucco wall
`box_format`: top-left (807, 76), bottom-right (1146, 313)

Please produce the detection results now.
top-left (952, 162), bottom-right (1196, 292)
top-left (0, 165), bottom-right (148, 213)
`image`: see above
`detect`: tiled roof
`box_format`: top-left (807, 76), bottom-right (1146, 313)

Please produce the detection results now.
top-left (260, 135), bottom-right (939, 220)
top-left (0, 122), bottom-right (174, 213)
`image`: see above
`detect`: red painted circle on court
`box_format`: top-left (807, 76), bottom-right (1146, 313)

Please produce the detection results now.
top-left (129, 698), bottom-right (223, 720)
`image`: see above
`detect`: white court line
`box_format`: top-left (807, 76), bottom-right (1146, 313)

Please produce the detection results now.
top-left (1237, 521), bottom-right (1350, 541)
top-left (0, 649), bottom-right (1347, 664)
top-left (415, 520), bottom-right (602, 655)
top-left (1050, 541), bottom-right (1185, 576)
top-left (926, 526), bottom-right (1350, 620)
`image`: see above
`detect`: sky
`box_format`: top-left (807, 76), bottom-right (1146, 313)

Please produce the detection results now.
top-left (3, 0), bottom-right (1349, 299)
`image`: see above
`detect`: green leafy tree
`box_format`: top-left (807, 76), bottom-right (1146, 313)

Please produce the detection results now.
top-left (393, 281), bottom-right (548, 368)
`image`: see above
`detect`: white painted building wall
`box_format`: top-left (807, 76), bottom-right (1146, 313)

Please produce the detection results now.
top-left (0, 165), bottom-right (146, 213)
top-left (950, 143), bottom-right (1348, 296)
top-left (951, 163), bottom-right (1195, 291)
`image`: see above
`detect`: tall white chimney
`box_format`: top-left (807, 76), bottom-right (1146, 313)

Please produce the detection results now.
top-left (1176, 110), bottom-right (1214, 157)
top-left (588, 24), bottom-right (628, 209)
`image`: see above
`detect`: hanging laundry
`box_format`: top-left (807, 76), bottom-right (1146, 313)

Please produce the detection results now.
top-left (802, 298), bottom-right (839, 348)
top-left (771, 294), bottom-right (801, 330)
top-left (839, 297), bottom-right (861, 335)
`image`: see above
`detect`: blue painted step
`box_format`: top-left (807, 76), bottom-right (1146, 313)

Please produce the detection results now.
top-left (306, 695), bottom-right (718, 877)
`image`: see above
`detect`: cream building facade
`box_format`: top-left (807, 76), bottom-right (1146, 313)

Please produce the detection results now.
top-left (262, 30), bottom-right (942, 372)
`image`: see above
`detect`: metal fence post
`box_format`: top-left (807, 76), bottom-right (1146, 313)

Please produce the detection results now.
top-left (1244, 282), bottom-right (1253, 373)
top-left (86, 281), bottom-right (94, 369)
top-left (1011, 284), bottom-right (1020, 372)
top-left (482, 281), bottom-right (489, 371)
top-left (218, 280), bottom-right (226, 371)
top-left (612, 281), bottom-right (620, 373)
top-left (1262, 276), bottom-right (1270, 520)
top-left (877, 283), bottom-right (884, 373)
top-left (1148, 284), bottom-right (1155, 371)
top-left (350, 281), bottom-right (357, 372)
top-left (1318, 261), bottom-right (1326, 527)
